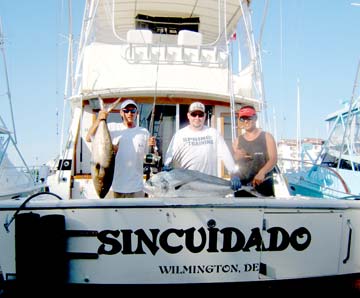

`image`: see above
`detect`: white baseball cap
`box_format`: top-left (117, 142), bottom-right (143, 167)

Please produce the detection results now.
top-left (120, 99), bottom-right (138, 109)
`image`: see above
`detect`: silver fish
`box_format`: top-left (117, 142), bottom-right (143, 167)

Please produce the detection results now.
top-left (91, 120), bottom-right (115, 198)
top-left (144, 168), bottom-right (233, 198)
top-left (91, 97), bottom-right (121, 198)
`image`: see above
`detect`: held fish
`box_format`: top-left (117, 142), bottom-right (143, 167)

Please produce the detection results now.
top-left (144, 168), bottom-right (263, 198)
top-left (90, 97), bottom-right (121, 198)
top-left (91, 119), bottom-right (115, 198)
top-left (144, 168), bottom-right (233, 198)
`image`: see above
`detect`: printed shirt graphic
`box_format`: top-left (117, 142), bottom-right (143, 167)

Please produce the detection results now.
top-left (108, 122), bottom-right (149, 193)
top-left (164, 125), bottom-right (236, 176)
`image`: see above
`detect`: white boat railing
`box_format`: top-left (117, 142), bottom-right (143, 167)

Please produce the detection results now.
top-left (279, 158), bottom-right (356, 199)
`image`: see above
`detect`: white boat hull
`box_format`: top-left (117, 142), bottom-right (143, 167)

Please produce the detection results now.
top-left (1, 195), bottom-right (360, 294)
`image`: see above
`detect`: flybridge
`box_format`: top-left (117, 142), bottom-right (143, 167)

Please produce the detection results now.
top-left (135, 14), bottom-right (200, 35)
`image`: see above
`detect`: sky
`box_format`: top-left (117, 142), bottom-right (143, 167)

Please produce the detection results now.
top-left (0, 0), bottom-right (360, 166)
top-left (252, 1), bottom-right (360, 141)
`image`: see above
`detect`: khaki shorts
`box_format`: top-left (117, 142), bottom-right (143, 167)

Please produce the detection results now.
top-left (111, 190), bottom-right (145, 198)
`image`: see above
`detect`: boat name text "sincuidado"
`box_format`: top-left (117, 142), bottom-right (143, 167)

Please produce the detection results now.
top-left (96, 224), bottom-right (311, 255)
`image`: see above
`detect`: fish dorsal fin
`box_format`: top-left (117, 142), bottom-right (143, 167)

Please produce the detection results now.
top-left (97, 97), bottom-right (122, 113)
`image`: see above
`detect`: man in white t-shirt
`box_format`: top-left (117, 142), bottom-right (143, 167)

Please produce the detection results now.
top-left (86, 99), bottom-right (155, 198)
top-left (163, 102), bottom-right (241, 190)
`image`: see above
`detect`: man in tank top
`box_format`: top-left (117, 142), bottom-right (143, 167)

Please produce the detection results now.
top-left (233, 105), bottom-right (278, 196)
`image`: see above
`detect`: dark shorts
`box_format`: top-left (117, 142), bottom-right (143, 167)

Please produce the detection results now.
top-left (254, 177), bottom-right (274, 197)
top-left (239, 175), bottom-right (275, 197)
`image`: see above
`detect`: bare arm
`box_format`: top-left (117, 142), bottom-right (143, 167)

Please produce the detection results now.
top-left (85, 110), bottom-right (108, 142)
top-left (252, 132), bottom-right (278, 186)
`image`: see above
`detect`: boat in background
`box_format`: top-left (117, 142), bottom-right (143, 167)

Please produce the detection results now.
top-left (1, 1), bottom-right (360, 296)
top-left (0, 128), bottom-right (42, 200)
top-left (277, 138), bottom-right (324, 177)
top-left (0, 20), bottom-right (44, 200)
top-left (283, 61), bottom-right (360, 199)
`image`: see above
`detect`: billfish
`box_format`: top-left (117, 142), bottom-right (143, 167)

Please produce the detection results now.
top-left (144, 168), bottom-right (234, 198)
top-left (91, 97), bottom-right (121, 198)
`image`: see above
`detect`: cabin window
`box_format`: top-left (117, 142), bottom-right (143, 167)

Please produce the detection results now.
top-left (135, 14), bottom-right (199, 35)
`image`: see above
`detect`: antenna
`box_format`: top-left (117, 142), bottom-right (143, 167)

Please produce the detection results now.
top-left (0, 18), bottom-right (17, 144)
top-left (337, 59), bottom-right (360, 170)
top-left (296, 78), bottom-right (301, 167)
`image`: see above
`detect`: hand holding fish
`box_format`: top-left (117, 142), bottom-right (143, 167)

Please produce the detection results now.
top-left (86, 97), bottom-right (121, 142)
top-left (86, 110), bottom-right (108, 142)
top-left (98, 110), bottom-right (108, 121)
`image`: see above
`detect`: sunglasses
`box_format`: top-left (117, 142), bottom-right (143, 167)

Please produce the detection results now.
top-left (239, 116), bottom-right (254, 122)
top-left (122, 108), bottom-right (137, 114)
top-left (190, 112), bottom-right (205, 118)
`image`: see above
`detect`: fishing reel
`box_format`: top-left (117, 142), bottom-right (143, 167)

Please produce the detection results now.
top-left (143, 153), bottom-right (162, 180)
top-left (144, 153), bottom-right (161, 166)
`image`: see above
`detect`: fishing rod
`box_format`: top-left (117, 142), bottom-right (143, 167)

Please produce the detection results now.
top-left (144, 109), bottom-right (162, 179)
top-left (143, 40), bottom-right (162, 180)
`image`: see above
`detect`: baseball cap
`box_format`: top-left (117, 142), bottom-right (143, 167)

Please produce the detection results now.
top-left (238, 106), bottom-right (256, 118)
top-left (120, 99), bottom-right (138, 109)
top-left (188, 102), bottom-right (205, 113)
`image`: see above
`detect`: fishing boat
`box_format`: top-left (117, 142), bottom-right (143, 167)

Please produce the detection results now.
top-left (0, 21), bottom-right (42, 201)
top-left (1, 0), bottom-right (360, 296)
top-left (285, 61), bottom-right (360, 199)
top-left (0, 128), bottom-right (41, 200)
